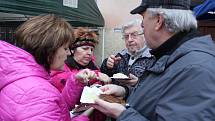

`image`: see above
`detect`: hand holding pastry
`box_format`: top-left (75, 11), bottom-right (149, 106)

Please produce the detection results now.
top-left (93, 98), bottom-right (126, 118)
top-left (75, 69), bottom-right (97, 84)
top-left (118, 73), bottom-right (138, 86)
top-left (97, 72), bottom-right (112, 84)
top-left (99, 84), bottom-right (126, 97)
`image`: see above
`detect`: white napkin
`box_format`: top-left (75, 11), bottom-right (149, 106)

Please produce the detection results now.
top-left (80, 86), bottom-right (103, 103)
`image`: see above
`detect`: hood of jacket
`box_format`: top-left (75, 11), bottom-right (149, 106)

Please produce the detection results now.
top-left (0, 41), bottom-right (49, 90)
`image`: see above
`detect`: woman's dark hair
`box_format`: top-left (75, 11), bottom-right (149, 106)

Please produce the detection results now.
top-left (15, 14), bottom-right (75, 72)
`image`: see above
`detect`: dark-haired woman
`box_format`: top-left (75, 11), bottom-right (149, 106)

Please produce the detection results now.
top-left (0, 14), bottom-right (91, 121)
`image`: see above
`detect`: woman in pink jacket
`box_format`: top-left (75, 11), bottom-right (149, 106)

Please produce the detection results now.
top-left (0, 14), bottom-right (92, 121)
top-left (51, 28), bottom-right (111, 92)
top-left (51, 28), bottom-right (111, 121)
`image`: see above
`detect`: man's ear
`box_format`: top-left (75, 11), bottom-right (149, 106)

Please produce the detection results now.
top-left (155, 14), bottom-right (164, 30)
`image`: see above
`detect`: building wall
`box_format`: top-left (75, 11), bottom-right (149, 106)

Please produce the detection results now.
top-left (95, 0), bottom-right (142, 66)
top-left (95, 1), bottom-right (215, 66)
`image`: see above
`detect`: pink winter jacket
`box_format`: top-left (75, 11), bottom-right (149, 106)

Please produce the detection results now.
top-left (51, 65), bottom-right (87, 109)
top-left (50, 63), bottom-right (106, 121)
top-left (51, 65), bottom-right (102, 108)
top-left (0, 41), bottom-right (89, 121)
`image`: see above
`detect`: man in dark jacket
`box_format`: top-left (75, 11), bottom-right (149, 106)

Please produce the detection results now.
top-left (93, 0), bottom-right (215, 121)
top-left (100, 19), bottom-right (154, 86)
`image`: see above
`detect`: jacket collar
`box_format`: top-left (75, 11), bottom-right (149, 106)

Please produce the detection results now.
top-left (65, 56), bottom-right (98, 70)
top-left (147, 30), bottom-right (209, 74)
top-left (150, 30), bottom-right (202, 59)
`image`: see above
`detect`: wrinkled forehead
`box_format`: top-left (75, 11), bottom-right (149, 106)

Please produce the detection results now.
top-left (123, 25), bottom-right (143, 34)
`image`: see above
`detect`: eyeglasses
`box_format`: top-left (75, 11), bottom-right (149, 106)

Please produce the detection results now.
top-left (122, 31), bottom-right (144, 40)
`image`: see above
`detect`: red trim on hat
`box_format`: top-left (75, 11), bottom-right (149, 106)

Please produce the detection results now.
top-left (71, 41), bottom-right (96, 49)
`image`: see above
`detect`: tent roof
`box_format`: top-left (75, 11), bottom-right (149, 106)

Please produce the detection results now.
top-left (0, 0), bottom-right (104, 27)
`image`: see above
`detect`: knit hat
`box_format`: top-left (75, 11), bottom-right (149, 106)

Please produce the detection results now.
top-left (131, 0), bottom-right (191, 14)
top-left (70, 27), bottom-right (98, 49)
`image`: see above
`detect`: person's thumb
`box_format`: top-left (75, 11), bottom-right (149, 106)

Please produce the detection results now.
top-left (115, 56), bottom-right (121, 61)
top-left (110, 55), bottom-right (116, 59)
top-left (129, 73), bottom-right (137, 80)
top-left (103, 90), bottom-right (113, 95)
top-left (114, 56), bottom-right (121, 64)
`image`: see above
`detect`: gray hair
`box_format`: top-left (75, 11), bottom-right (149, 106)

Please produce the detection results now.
top-left (121, 19), bottom-right (143, 34)
top-left (147, 8), bottom-right (197, 33)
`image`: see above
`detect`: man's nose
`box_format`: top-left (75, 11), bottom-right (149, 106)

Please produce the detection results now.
top-left (127, 34), bottom-right (133, 41)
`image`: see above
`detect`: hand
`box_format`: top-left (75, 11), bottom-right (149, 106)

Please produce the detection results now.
top-left (99, 84), bottom-right (125, 97)
top-left (75, 69), bottom-right (97, 84)
top-left (93, 98), bottom-right (126, 118)
top-left (97, 72), bottom-right (112, 84)
top-left (81, 107), bottom-right (94, 116)
top-left (118, 73), bottom-right (138, 86)
top-left (106, 55), bottom-right (121, 69)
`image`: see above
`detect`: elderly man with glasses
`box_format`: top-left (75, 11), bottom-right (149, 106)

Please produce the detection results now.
top-left (100, 19), bottom-right (155, 86)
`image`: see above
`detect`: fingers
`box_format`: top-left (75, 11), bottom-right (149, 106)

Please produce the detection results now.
top-left (75, 69), bottom-right (97, 84)
top-left (93, 98), bottom-right (126, 118)
top-left (99, 84), bottom-right (125, 96)
top-left (119, 80), bottom-right (135, 86)
top-left (99, 84), bottom-right (115, 95)
top-left (99, 85), bottom-right (110, 92)
top-left (119, 74), bottom-right (138, 86)
top-left (76, 69), bottom-right (112, 85)
top-left (107, 55), bottom-right (115, 69)
top-left (129, 73), bottom-right (138, 80)
top-left (106, 55), bottom-right (121, 69)
top-left (86, 70), bottom-right (97, 79)
top-left (82, 107), bottom-right (95, 116)
top-left (102, 89), bottom-right (113, 95)
top-left (97, 72), bottom-right (112, 83)
top-left (95, 98), bottom-right (109, 106)
top-left (114, 56), bottom-right (121, 62)
top-left (94, 98), bottom-right (110, 111)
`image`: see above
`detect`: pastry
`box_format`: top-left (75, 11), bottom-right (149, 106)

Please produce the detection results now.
top-left (113, 73), bottom-right (129, 78)
top-left (99, 94), bottom-right (126, 105)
